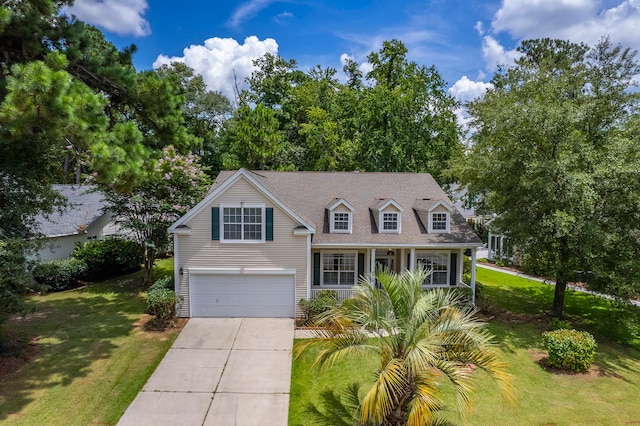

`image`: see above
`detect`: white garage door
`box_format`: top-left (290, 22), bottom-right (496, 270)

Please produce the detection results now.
top-left (189, 273), bottom-right (295, 318)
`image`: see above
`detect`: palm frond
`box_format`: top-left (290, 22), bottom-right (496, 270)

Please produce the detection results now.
top-left (360, 357), bottom-right (408, 424)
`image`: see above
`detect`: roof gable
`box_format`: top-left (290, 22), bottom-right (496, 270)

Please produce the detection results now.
top-left (169, 169), bottom-right (316, 233)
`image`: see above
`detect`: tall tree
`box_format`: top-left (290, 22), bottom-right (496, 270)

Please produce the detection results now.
top-left (103, 146), bottom-right (210, 285)
top-left (156, 62), bottom-right (233, 176)
top-left (456, 38), bottom-right (640, 317)
top-left (296, 269), bottom-right (514, 426)
top-left (355, 40), bottom-right (462, 181)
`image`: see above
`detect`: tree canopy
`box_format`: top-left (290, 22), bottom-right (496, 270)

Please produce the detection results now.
top-left (216, 39), bottom-right (462, 182)
top-left (456, 37), bottom-right (640, 317)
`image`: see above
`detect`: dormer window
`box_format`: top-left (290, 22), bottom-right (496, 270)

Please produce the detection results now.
top-left (332, 212), bottom-right (351, 232)
top-left (328, 198), bottom-right (354, 234)
top-left (423, 199), bottom-right (453, 233)
top-left (373, 198), bottom-right (403, 234)
top-left (429, 211), bottom-right (450, 233)
top-left (382, 212), bottom-right (399, 231)
top-left (431, 212), bottom-right (448, 231)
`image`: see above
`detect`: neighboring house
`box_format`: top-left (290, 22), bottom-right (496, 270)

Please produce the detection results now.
top-left (168, 169), bottom-right (483, 318)
top-left (33, 185), bottom-right (118, 262)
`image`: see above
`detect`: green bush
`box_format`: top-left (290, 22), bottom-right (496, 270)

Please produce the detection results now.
top-left (33, 258), bottom-right (88, 292)
top-left (146, 287), bottom-right (180, 330)
top-left (542, 328), bottom-right (597, 373)
top-left (148, 275), bottom-right (174, 293)
top-left (72, 239), bottom-right (142, 280)
top-left (299, 290), bottom-right (339, 324)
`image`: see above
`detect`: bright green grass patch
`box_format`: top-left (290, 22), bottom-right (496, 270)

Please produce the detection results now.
top-left (290, 268), bottom-right (640, 425)
top-left (0, 258), bottom-right (179, 425)
top-left (477, 267), bottom-right (640, 350)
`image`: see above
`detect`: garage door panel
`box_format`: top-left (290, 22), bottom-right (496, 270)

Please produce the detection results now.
top-left (190, 274), bottom-right (295, 318)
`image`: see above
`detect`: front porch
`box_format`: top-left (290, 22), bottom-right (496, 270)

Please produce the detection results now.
top-left (309, 247), bottom-right (478, 304)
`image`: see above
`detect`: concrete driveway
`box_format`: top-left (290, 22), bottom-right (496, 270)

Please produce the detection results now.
top-left (118, 317), bottom-right (294, 426)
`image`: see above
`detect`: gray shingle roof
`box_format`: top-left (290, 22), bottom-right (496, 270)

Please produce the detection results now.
top-left (213, 171), bottom-right (481, 247)
top-left (34, 185), bottom-right (108, 237)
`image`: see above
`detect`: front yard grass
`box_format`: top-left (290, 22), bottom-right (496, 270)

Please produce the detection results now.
top-left (0, 258), bottom-right (181, 425)
top-left (289, 267), bottom-right (640, 425)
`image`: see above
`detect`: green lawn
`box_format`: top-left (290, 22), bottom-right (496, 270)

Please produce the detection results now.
top-left (289, 267), bottom-right (640, 426)
top-left (0, 258), bottom-right (180, 425)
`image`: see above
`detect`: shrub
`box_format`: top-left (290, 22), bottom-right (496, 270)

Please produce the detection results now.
top-left (72, 239), bottom-right (142, 280)
top-left (33, 258), bottom-right (88, 292)
top-left (299, 290), bottom-right (339, 324)
top-left (148, 275), bottom-right (174, 293)
top-left (146, 287), bottom-right (180, 330)
top-left (542, 328), bottom-right (597, 373)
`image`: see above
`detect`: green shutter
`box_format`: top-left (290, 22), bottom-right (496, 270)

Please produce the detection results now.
top-left (266, 207), bottom-right (274, 241)
top-left (212, 207), bottom-right (220, 240)
top-left (449, 253), bottom-right (457, 285)
top-left (313, 253), bottom-right (321, 285)
top-left (358, 253), bottom-right (365, 280)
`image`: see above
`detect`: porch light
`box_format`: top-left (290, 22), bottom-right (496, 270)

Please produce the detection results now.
top-left (179, 267), bottom-right (184, 275)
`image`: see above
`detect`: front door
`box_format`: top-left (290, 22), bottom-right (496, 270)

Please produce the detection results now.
top-left (376, 256), bottom-right (395, 273)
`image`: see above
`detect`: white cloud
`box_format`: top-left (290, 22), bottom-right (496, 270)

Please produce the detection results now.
top-left (228, 0), bottom-right (275, 28)
top-left (153, 36), bottom-right (279, 101)
top-left (492, 0), bottom-right (640, 51)
top-left (274, 11), bottom-right (294, 24)
top-left (482, 35), bottom-right (521, 71)
top-left (449, 76), bottom-right (493, 130)
top-left (449, 76), bottom-right (493, 103)
top-left (62, 0), bottom-right (150, 37)
top-left (474, 21), bottom-right (485, 36)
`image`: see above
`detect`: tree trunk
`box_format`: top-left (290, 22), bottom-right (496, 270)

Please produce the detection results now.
top-left (552, 279), bottom-right (567, 318)
top-left (552, 240), bottom-right (570, 318)
top-left (143, 246), bottom-right (156, 286)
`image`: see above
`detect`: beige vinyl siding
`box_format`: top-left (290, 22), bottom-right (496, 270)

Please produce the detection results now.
top-left (175, 178), bottom-right (308, 317)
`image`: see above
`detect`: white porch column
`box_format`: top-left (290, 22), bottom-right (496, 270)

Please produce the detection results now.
top-left (370, 248), bottom-right (376, 280)
top-left (470, 248), bottom-right (477, 306)
top-left (400, 248), bottom-right (406, 272)
top-left (487, 231), bottom-right (493, 260)
top-left (409, 248), bottom-right (416, 271)
top-left (458, 248), bottom-right (464, 283)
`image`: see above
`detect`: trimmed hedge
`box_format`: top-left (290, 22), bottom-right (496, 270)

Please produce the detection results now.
top-left (33, 258), bottom-right (88, 292)
top-left (146, 287), bottom-right (180, 330)
top-left (148, 275), bottom-right (174, 293)
top-left (542, 328), bottom-right (597, 373)
top-left (298, 290), bottom-right (339, 324)
top-left (72, 239), bottom-right (142, 280)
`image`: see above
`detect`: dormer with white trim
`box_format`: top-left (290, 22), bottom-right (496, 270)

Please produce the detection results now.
top-left (370, 198), bottom-right (404, 234)
top-left (427, 200), bottom-right (453, 233)
top-left (327, 198), bottom-right (354, 234)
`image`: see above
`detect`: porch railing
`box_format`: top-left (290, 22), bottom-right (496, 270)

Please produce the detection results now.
top-left (310, 288), bottom-right (356, 303)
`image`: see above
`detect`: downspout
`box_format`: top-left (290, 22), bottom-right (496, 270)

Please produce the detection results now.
top-left (470, 247), bottom-right (477, 307)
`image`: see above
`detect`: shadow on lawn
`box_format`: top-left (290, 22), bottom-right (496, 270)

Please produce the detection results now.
top-left (0, 281), bottom-right (145, 421)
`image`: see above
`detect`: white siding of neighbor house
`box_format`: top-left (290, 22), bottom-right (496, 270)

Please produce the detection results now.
top-left (175, 178), bottom-right (308, 317)
top-left (35, 213), bottom-right (118, 262)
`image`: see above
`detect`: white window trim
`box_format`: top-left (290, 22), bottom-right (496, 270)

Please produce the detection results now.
top-left (320, 250), bottom-right (358, 287)
top-left (428, 211), bottom-right (450, 233)
top-left (416, 250), bottom-right (450, 286)
top-left (330, 211), bottom-right (352, 234)
top-left (219, 203), bottom-right (266, 243)
top-left (379, 211), bottom-right (401, 234)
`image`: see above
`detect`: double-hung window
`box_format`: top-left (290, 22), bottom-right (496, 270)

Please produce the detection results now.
top-left (331, 212), bottom-right (351, 233)
top-left (322, 253), bottom-right (356, 286)
top-left (221, 205), bottom-right (264, 242)
top-left (430, 212), bottom-right (449, 232)
top-left (417, 252), bottom-right (449, 285)
top-left (382, 212), bottom-right (399, 232)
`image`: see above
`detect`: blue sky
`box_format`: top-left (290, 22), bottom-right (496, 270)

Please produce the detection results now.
top-left (63, 0), bottom-right (640, 106)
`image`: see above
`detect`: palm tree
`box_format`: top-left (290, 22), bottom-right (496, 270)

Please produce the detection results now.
top-left (296, 268), bottom-right (514, 426)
